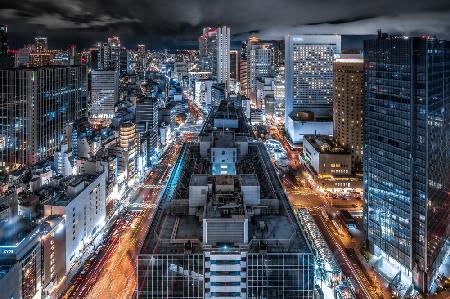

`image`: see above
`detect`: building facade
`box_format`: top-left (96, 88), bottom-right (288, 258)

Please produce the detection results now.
top-left (90, 69), bottom-right (119, 119)
top-left (0, 66), bottom-right (87, 171)
top-left (215, 26), bottom-right (230, 89)
top-left (363, 34), bottom-right (450, 294)
top-left (246, 37), bottom-right (274, 97)
top-left (333, 54), bottom-right (364, 170)
top-left (285, 35), bottom-right (341, 136)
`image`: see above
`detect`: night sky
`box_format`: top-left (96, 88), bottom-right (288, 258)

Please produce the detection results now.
top-left (1, 0), bottom-right (450, 50)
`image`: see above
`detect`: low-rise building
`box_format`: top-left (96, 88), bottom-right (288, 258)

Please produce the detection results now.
top-left (43, 173), bottom-right (106, 272)
top-left (0, 219), bottom-right (42, 299)
top-left (286, 112), bottom-right (333, 144)
top-left (302, 135), bottom-right (362, 194)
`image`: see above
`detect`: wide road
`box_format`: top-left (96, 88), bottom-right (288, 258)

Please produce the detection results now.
top-left (61, 143), bottom-right (183, 299)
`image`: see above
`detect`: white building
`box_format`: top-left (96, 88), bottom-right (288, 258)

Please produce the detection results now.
top-left (90, 69), bottom-right (119, 119)
top-left (285, 35), bottom-right (341, 140)
top-left (194, 79), bottom-right (213, 108)
top-left (54, 143), bottom-right (74, 176)
top-left (215, 26), bottom-right (230, 89)
top-left (286, 112), bottom-right (333, 144)
top-left (44, 173), bottom-right (107, 272)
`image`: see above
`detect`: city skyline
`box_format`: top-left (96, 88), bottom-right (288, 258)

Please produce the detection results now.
top-left (0, 0), bottom-right (450, 48)
top-left (0, 3), bottom-right (449, 298)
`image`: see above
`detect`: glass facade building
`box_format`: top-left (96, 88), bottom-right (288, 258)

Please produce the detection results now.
top-left (363, 34), bottom-right (450, 293)
top-left (0, 66), bottom-right (87, 171)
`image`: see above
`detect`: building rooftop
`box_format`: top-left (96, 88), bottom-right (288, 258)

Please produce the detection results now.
top-left (240, 174), bottom-right (259, 186)
top-left (0, 218), bottom-right (37, 247)
top-left (142, 100), bottom-right (311, 255)
top-left (45, 174), bottom-right (99, 207)
top-left (304, 135), bottom-right (349, 154)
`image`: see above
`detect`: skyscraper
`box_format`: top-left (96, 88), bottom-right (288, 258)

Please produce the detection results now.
top-left (198, 27), bottom-right (217, 73)
top-left (285, 35), bottom-right (341, 130)
top-left (215, 26), bottom-right (230, 89)
top-left (246, 36), bottom-right (274, 96)
top-left (136, 96), bottom-right (159, 134)
top-left (136, 44), bottom-right (147, 73)
top-left (90, 69), bottom-right (119, 119)
top-left (229, 50), bottom-right (239, 80)
top-left (0, 66), bottom-right (87, 171)
top-left (97, 36), bottom-right (121, 71)
top-left (239, 42), bottom-right (248, 97)
top-left (34, 37), bottom-right (48, 52)
top-left (364, 34), bottom-right (450, 294)
top-left (333, 54), bottom-right (364, 170)
top-left (137, 100), bottom-right (315, 298)
top-left (0, 25), bottom-right (8, 56)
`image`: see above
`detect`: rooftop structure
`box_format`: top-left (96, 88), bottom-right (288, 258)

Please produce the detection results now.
top-left (138, 100), bottom-right (314, 298)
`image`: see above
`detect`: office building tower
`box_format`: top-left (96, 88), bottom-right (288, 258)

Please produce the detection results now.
top-left (0, 66), bottom-right (87, 171)
top-left (137, 100), bottom-right (315, 298)
top-left (119, 47), bottom-right (128, 75)
top-left (136, 44), bottom-right (147, 73)
top-left (34, 37), bottom-right (48, 52)
top-left (0, 25), bottom-right (14, 68)
top-left (333, 54), bottom-right (364, 170)
top-left (198, 27), bottom-right (217, 73)
top-left (246, 36), bottom-right (274, 96)
top-left (90, 48), bottom-right (99, 70)
top-left (0, 25), bottom-right (7, 56)
top-left (119, 121), bottom-right (138, 183)
top-left (271, 40), bottom-right (285, 67)
top-left (136, 97), bottom-right (159, 134)
top-left (15, 46), bottom-right (31, 67)
top-left (239, 42), bottom-right (248, 96)
top-left (215, 26), bottom-right (230, 89)
top-left (135, 45), bottom-right (147, 72)
top-left (68, 44), bottom-right (80, 66)
top-left (230, 50), bottom-right (239, 80)
top-left (285, 35), bottom-right (341, 133)
top-left (364, 34), bottom-right (450, 294)
top-left (29, 52), bottom-right (52, 67)
top-left (107, 36), bottom-right (121, 70)
top-left (90, 69), bottom-right (119, 119)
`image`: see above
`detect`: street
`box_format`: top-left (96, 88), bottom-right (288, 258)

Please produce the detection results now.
top-left (61, 143), bottom-right (182, 299)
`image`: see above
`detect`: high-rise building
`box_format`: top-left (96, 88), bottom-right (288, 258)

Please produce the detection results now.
top-left (119, 47), bottom-right (128, 75)
top-left (29, 52), bottom-right (52, 67)
top-left (136, 96), bottom-right (159, 134)
top-left (246, 36), bottom-right (274, 96)
top-left (198, 27), bottom-right (217, 73)
top-left (108, 36), bottom-right (121, 70)
top-left (136, 44), bottom-right (147, 73)
top-left (137, 100), bottom-right (315, 298)
top-left (239, 42), bottom-right (249, 97)
top-left (363, 34), bottom-right (450, 294)
top-left (0, 66), bottom-right (87, 171)
top-left (0, 25), bottom-right (8, 56)
top-left (96, 36), bottom-right (121, 71)
top-left (119, 121), bottom-right (138, 184)
top-left (68, 44), bottom-right (80, 66)
top-left (229, 50), bottom-right (239, 80)
top-left (285, 35), bottom-right (341, 131)
top-left (0, 25), bottom-right (14, 68)
top-left (215, 26), bottom-right (230, 89)
top-left (90, 69), bottom-right (119, 119)
top-left (34, 37), bottom-right (48, 52)
top-left (333, 54), bottom-right (364, 170)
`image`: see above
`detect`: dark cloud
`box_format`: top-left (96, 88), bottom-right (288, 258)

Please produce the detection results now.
top-left (1, 0), bottom-right (450, 49)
